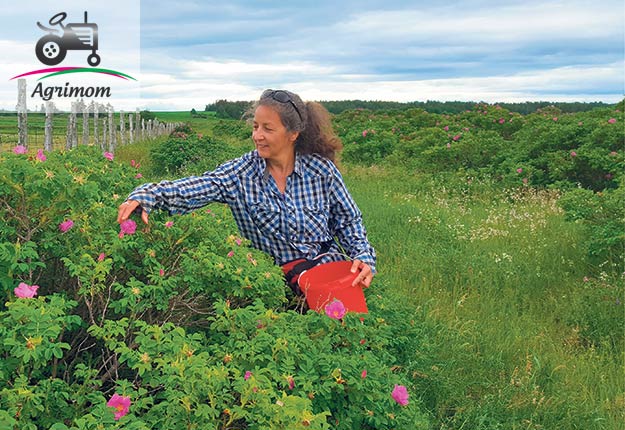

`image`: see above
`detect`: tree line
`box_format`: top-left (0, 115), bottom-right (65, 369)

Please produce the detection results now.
top-left (204, 99), bottom-right (616, 119)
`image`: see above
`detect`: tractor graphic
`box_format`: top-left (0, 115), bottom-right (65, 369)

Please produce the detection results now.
top-left (36, 11), bottom-right (100, 67)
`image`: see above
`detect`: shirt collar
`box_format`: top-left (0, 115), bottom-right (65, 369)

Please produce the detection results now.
top-left (253, 150), bottom-right (305, 179)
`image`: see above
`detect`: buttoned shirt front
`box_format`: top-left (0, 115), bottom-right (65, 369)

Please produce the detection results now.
top-left (127, 150), bottom-right (376, 271)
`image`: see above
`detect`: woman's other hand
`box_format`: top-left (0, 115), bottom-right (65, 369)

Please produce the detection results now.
top-left (350, 259), bottom-right (374, 287)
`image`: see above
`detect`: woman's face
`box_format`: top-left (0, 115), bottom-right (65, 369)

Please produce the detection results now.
top-left (252, 104), bottom-right (298, 161)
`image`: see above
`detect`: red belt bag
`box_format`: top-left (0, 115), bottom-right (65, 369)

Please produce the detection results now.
top-left (281, 242), bottom-right (336, 294)
top-left (281, 258), bottom-right (324, 294)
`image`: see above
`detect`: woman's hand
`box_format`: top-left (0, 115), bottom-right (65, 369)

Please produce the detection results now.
top-left (350, 259), bottom-right (374, 287)
top-left (117, 200), bottom-right (149, 225)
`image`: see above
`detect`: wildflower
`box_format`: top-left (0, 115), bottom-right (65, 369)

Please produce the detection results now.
top-left (583, 276), bottom-right (589, 282)
top-left (13, 145), bottom-right (27, 154)
top-left (14, 282), bottom-right (39, 298)
top-left (235, 238), bottom-right (242, 246)
top-left (446, 143), bottom-right (451, 149)
top-left (106, 393), bottom-right (131, 421)
top-left (498, 118), bottom-right (505, 124)
top-left (570, 151), bottom-right (577, 157)
top-left (362, 130), bottom-right (368, 137)
top-left (97, 253), bottom-right (106, 262)
top-left (552, 117), bottom-right (558, 121)
top-left (59, 219), bottom-right (74, 233)
top-left (135, 173), bottom-right (143, 179)
top-left (452, 134), bottom-right (461, 141)
top-left (119, 219), bottom-right (137, 237)
top-left (391, 384), bottom-right (409, 406)
top-left (443, 125), bottom-right (449, 131)
top-left (516, 168), bottom-right (523, 174)
top-left (159, 269), bottom-right (164, 277)
top-left (361, 369), bottom-right (367, 379)
top-left (165, 221), bottom-right (174, 228)
top-left (130, 159), bottom-right (136, 167)
top-left (36, 149), bottom-right (47, 162)
top-left (608, 118), bottom-right (616, 124)
top-left (244, 371), bottom-right (252, 381)
top-left (287, 376), bottom-right (295, 390)
top-left (227, 250), bottom-right (234, 258)
top-left (325, 300), bottom-right (346, 320)
top-left (103, 152), bottom-right (114, 161)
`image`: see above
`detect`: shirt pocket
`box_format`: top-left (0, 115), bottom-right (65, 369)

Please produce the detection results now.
top-left (248, 199), bottom-right (282, 236)
top-left (299, 203), bottom-right (332, 242)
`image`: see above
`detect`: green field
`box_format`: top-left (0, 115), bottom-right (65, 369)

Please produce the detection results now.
top-left (1, 108), bottom-right (622, 429)
top-left (113, 111), bottom-right (624, 429)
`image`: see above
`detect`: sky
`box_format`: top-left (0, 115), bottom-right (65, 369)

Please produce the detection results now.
top-left (1, 0), bottom-right (623, 111)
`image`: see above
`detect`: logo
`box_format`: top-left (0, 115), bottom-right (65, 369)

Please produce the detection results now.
top-left (36, 11), bottom-right (100, 67)
top-left (8, 10), bottom-right (137, 104)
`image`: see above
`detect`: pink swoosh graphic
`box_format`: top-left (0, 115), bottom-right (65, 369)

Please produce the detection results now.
top-left (10, 67), bottom-right (80, 80)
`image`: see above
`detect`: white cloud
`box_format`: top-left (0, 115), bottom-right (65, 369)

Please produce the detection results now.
top-left (133, 59), bottom-right (623, 109)
top-left (340, 1), bottom-right (623, 44)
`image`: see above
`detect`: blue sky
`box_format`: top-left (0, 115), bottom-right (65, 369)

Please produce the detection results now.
top-left (1, 0), bottom-right (623, 111)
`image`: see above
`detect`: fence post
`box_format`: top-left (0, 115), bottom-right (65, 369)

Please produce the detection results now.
top-left (135, 109), bottom-right (140, 142)
top-left (120, 110), bottom-right (126, 146)
top-left (93, 102), bottom-right (100, 148)
top-left (128, 112), bottom-right (134, 144)
top-left (107, 104), bottom-right (115, 153)
top-left (17, 79), bottom-right (28, 148)
top-left (44, 101), bottom-right (54, 151)
top-left (101, 108), bottom-right (108, 151)
top-left (82, 100), bottom-right (89, 145)
top-left (65, 101), bottom-right (78, 150)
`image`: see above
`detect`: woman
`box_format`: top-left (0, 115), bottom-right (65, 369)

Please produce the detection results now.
top-left (117, 89), bottom-right (376, 288)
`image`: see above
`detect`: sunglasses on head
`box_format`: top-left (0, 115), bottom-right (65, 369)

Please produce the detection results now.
top-left (261, 89), bottom-right (303, 122)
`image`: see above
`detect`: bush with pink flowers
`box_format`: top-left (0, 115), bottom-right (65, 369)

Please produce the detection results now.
top-left (0, 145), bottom-right (425, 429)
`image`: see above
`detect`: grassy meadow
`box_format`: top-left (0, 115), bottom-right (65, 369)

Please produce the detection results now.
top-left (114, 111), bottom-right (624, 429)
top-left (2, 109), bottom-right (623, 429)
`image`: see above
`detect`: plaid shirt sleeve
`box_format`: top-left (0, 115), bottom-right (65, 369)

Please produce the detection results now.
top-left (327, 162), bottom-right (377, 273)
top-left (126, 160), bottom-right (238, 214)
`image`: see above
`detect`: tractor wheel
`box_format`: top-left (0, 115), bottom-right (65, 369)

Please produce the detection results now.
top-left (35, 35), bottom-right (66, 66)
top-left (87, 53), bottom-right (101, 67)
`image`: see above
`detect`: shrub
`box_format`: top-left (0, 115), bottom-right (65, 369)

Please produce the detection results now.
top-left (150, 128), bottom-right (243, 175)
top-left (0, 145), bottom-right (429, 429)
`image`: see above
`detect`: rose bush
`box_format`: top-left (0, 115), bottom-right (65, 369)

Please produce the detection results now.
top-left (0, 146), bottom-right (426, 429)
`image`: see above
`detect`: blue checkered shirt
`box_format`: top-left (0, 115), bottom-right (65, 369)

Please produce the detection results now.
top-left (127, 150), bottom-right (376, 271)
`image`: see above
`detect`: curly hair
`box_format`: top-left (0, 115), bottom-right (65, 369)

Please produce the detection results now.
top-left (247, 90), bottom-right (343, 162)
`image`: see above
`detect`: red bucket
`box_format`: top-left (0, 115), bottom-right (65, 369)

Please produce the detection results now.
top-left (298, 261), bottom-right (368, 314)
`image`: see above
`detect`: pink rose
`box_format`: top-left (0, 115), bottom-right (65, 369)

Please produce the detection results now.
top-left (325, 300), bottom-right (346, 320)
top-left (14, 282), bottom-right (39, 298)
top-left (391, 384), bottom-right (409, 406)
top-left (13, 145), bottom-right (27, 154)
top-left (106, 393), bottom-right (131, 421)
top-left (59, 219), bottom-right (74, 233)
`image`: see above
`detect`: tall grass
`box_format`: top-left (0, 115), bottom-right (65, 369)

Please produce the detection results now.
top-left (345, 165), bottom-right (624, 430)
top-left (108, 115), bottom-right (624, 429)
